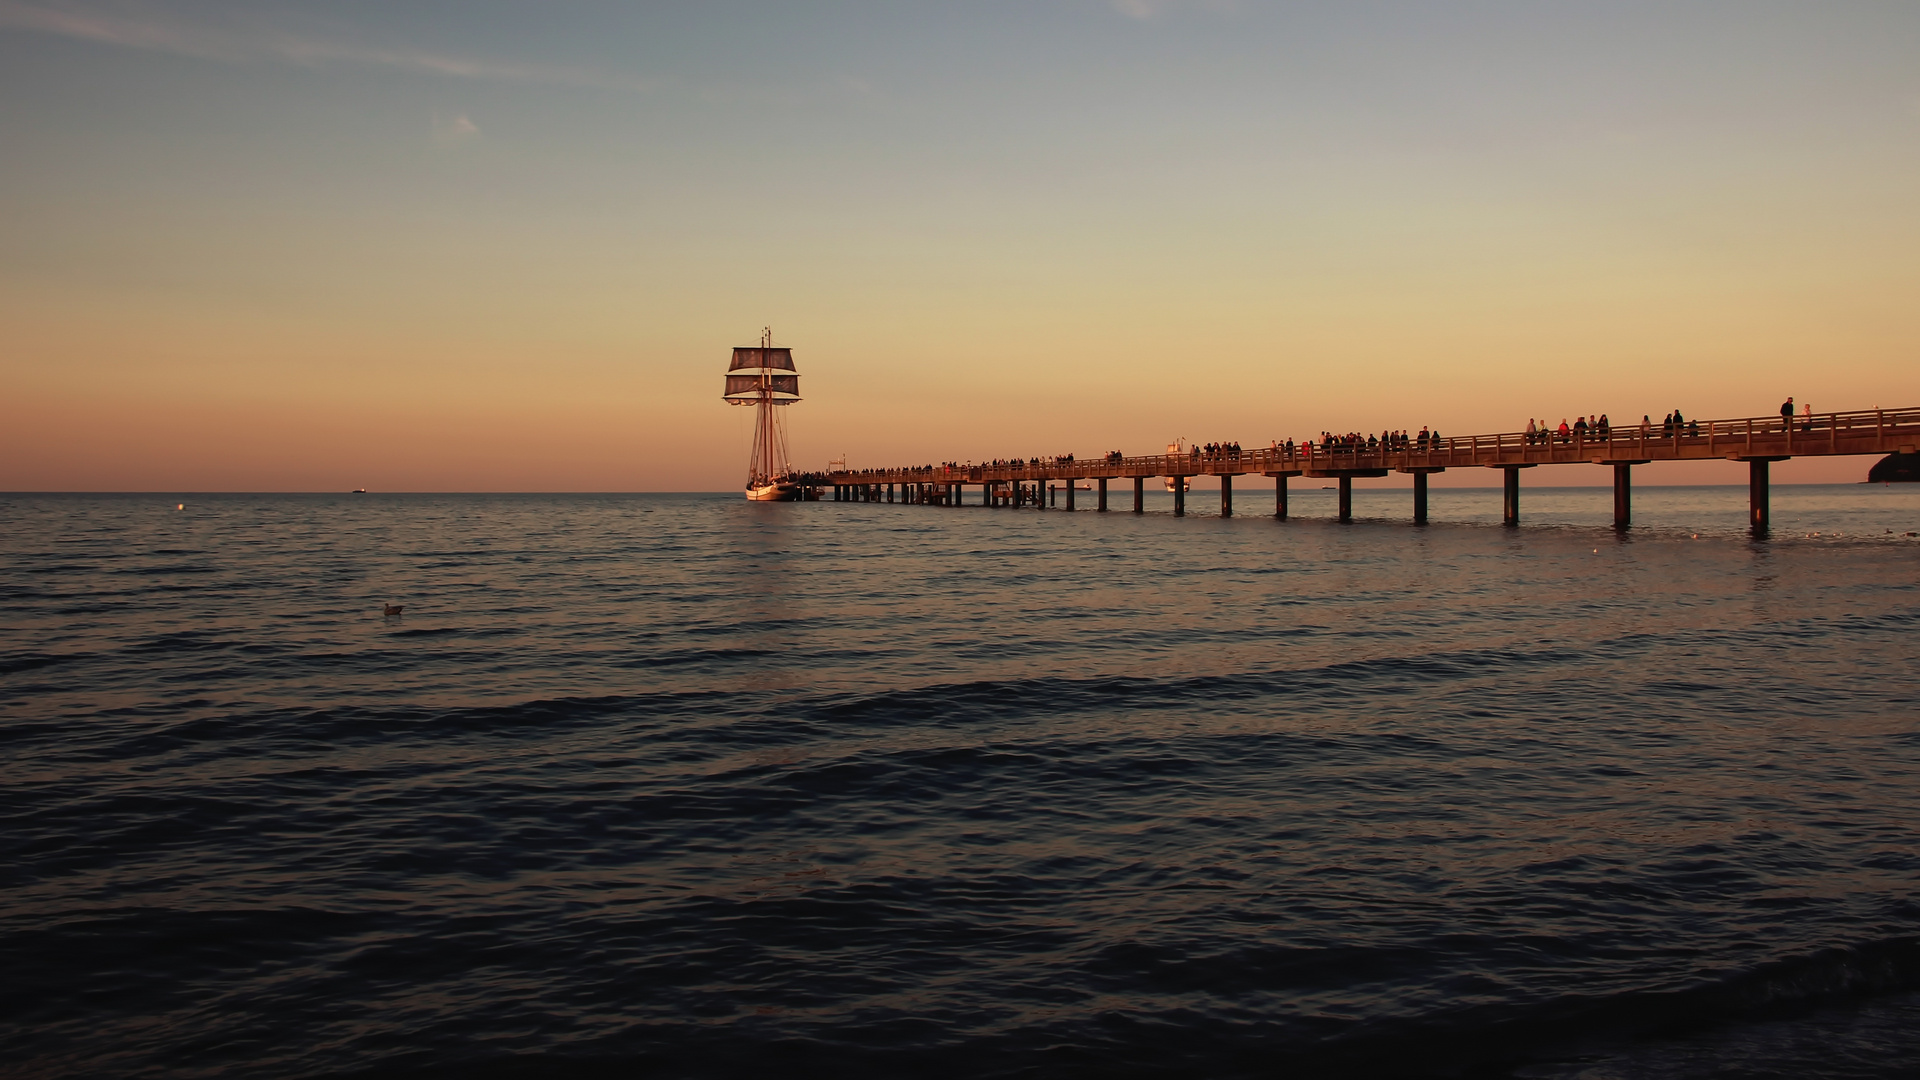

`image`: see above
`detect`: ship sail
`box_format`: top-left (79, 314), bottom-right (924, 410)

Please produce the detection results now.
top-left (724, 328), bottom-right (804, 500)
top-left (723, 373), bottom-right (800, 400)
top-left (728, 347), bottom-right (796, 372)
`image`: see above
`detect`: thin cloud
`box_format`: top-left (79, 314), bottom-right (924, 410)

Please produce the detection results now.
top-left (1106, 0), bottom-right (1237, 20)
top-left (0, 1), bottom-right (650, 91)
top-left (431, 111), bottom-right (479, 147)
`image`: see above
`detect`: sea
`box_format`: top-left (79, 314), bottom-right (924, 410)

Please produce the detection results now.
top-left (4, 484), bottom-right (1919, 1080)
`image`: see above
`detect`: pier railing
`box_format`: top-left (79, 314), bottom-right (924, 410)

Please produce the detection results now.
top-left (824, 407), bottom-right (1920, 486)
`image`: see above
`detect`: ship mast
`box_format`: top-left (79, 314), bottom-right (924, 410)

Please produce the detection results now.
top-left (722, 326), bottom-right (802, 488)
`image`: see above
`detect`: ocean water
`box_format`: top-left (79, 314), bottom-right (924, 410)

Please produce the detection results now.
top-left (3, 485), bottom-right (1919, 1079)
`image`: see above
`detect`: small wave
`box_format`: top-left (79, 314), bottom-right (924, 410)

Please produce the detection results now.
top-left (0, 652), bottom-right (69, 676)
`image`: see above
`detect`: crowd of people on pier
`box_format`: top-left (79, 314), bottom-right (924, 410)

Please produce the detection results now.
top-left (1312, 428), bottom-right (1444, 455)
top-left (1526, 415), bottom-right (1615, 444)
top-left (833, 397), bottom-right (1830, 483)
top-left (1522, 411), bottom-right (1719, 444)
top-left (1191, 441), bottom-right (1245, 460)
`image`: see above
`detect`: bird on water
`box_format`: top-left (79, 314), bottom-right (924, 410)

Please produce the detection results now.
top-left (383, 604), bottom-right (404, 617)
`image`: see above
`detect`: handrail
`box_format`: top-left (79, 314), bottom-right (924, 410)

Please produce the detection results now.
top-left (821, 407), bottom-right (1920, 483)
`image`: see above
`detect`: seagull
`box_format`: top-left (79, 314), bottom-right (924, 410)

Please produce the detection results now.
top-left (383, 604), bottom-right (404, 616)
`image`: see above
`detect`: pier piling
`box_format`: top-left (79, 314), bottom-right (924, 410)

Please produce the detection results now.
top-left (1133, 477), bottom-right (1144, 514)
top-left (1220, 475), bottom-right (1233, 517)
top-left (1338, 477), bottom-right (1353, 522)
top-left (1274, 475), bottom-right (1289, 520)
top-left (1098, 478), bottom-right (1108, 511)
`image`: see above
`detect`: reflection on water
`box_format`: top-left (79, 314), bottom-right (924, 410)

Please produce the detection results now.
top-left (1, 487), bottom-right (1918, 1079)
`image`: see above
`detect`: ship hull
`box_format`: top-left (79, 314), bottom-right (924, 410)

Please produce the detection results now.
top-left (746, 482), bottom-right (802, 502)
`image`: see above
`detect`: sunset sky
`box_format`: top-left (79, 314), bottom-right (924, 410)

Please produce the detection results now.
top-left (3, 1), bottom-right (1916, 490)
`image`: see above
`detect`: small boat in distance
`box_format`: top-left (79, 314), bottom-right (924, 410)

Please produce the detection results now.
top-left (724, 328), bottom-right (805, 501)
top-left (351, 489), bottom-right (367, 494)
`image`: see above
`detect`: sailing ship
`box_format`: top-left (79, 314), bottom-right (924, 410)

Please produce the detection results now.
top-left (723, 328), bottom-right (804, 501)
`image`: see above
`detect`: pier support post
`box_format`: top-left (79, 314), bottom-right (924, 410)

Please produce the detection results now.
top-left (1613, 465), bottom-right (1631, 529)
top-left (1750, 458), bottom-right (1770, 533)
top-left (1066, 481), bottom-right (1075, 511)
top-left (1133, 477), bottom-right (1144, 514)
top-left (1338, 476), bottom-right (1353, 522)
top-left (1174, 476), bottom-right (1186, 516)
top-left (1502, 467), bottom-right (1520, 526)
top-left (1413, 472), bottom-right (1428, 525)
top-left (1220, 475), bottom-right (1233, 517)
top-left (1098, 478), bottom-right (1108, 512)
top-left (1275, 475), bottom-right (1289, 520)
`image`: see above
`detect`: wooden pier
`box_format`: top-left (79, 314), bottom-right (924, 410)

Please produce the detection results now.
top-left (822, 406), bottom-right (1920, 531)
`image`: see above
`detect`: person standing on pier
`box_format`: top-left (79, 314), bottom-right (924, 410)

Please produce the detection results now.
top-left (1781, 397), bottom-right (1795, 432)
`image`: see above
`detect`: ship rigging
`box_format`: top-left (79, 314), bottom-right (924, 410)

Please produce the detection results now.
top-left (723, 328), bottom-right (805, 501)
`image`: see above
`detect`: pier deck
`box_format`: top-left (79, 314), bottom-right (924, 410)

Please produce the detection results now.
top-left (822, 406), bottom-right (1920, 531)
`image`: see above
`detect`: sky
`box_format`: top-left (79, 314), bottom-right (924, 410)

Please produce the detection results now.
top-left (2, 1), bottom-right (1917, 491)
